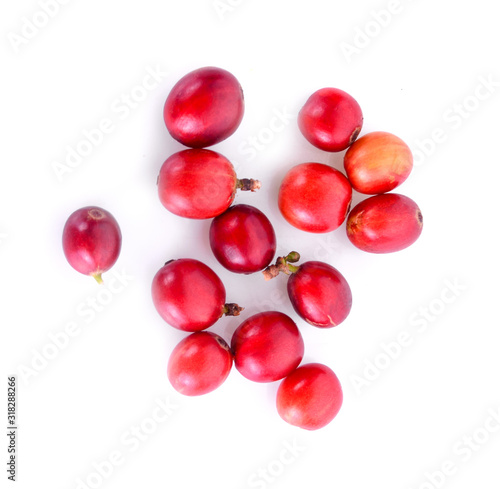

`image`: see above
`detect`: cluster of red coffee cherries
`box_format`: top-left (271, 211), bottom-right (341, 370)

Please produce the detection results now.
top-left (62, 66), bottom-right (423, 431)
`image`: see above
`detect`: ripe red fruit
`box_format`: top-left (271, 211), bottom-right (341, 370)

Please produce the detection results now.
top-left (346, 193), bottom-right (423, 253)
top-left (164, 66), bottom-right (244, 148)
top-left (209, 204), bottom-right (276, 274)
top-left (167, 332), bottom-right (233, 396)
top-left (287, 261), bottom-right (352, 328)
top-left (278, 162), bottom-right (352, 233)
top-left (298, 88), bottom-right (363, 152)
top-left (158, 149), bottom-right (260, 220)
top-left (151, 258), bottom-right (243, 332)
top-left (344, 131), bottom-right (413, 194)
top-left (263, 253), bottom-right (352, 328)
top-left (231, 311), bottom-right (304, 383)
top-left (276, 363), bottom-right (343, 430)
top-left (62, 206), bottom-right (121, 284)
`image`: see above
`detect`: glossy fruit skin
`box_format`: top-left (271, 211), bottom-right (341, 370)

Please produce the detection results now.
top-left (167, 332), bottom-right (233, 396)
top-left (158, 149), bottom-right (237, 219)
top-left (152, 259), bottom-right (227, 331)
top-left (209, 204), bottom-right (277, 274)
top-left (278, 163), bottom-right (352, 233)
top-left (62, 206), bottom-right (121, 283)
top-left (164, 66), bottom-right (244, 148)
top-left (276, 363), bottom-right (343, 430)
top-left (346, 193), bottom-right (423, 253)
top-left (287, 261), bottom-right (352, 328)
top-left (231, 311), bottom-right (304, 383)
top-left (344, 131), bottom-right (413, 194)
top-left (298, 88), bottom-right (363, 152)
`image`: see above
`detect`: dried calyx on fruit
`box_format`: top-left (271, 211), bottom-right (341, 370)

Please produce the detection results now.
top-left (263, 252), bottom-right (352, 328)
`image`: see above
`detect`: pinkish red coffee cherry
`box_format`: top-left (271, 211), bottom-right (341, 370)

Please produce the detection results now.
top-left (157, 149), bottom-right (260, 220)
top-left (346, 193), bottom-right (423, 253)
top-left (298, 87), bottom-right (363, 152)
top-left (278, 162), bottom-right (352, 233)
top-left (276, 363), bottom-right (343, 430)
top-left (231, 311), bottom-right (304, 383)
top-left (288, 261), bottom-right (352, 328)
top-left (263, 253), bottom-right (352, 328)
top-left (209, 204), bottom-right (276, 274)
top-left (164, 66), bottom-right (244, 148)
top-left (62, 206), bottom-right (122, 284)
top-left (151, 258), bottom-right (242, 332)
top-left (344, 131), bottom-right (413, 194)
top-left (167, 331), bottom-right (233, 396)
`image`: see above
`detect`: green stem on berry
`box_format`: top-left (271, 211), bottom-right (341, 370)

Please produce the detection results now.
top-left (286, 262), bottom-right (300, 274)
top-left (92, 272), bottom-right (103, 284)
top-left (284, 251), bottom-right (300, 263)
top-left (262, 251), bottom-right (301, 281)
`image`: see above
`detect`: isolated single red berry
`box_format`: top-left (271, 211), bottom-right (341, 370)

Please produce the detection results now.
top-left (231, 311), bottom-right (304, 383)
top-left (167, 332), bottom-right (233, 396)
top-left (346, 193), bottom-right (423, 253)
top-left (151, 258), bottom-right (243, 331)
top-left (298, 87), bottom-right (363, 152)
top-left (209, 204), bottom-right (276, 274)
top-left (62, 206), bottom-right (121, 283)
top-left (164, 66), bottom-right (244, 148)
top-left (278, 162), bottom-right (352, 233)
top-left (158, 149), bottom-right (260, 219)
top-left (344, 131), bottom-right (413, 194)
top-left (276, 363), bottom-right (343, 430)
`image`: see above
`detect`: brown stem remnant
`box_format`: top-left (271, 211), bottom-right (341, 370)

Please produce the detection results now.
top-left (223, 303), bottom-right (244, 316)
top-left (237, 178), bottom-right (261, 192)
top-left (262, 252), bottom-right (301, 281)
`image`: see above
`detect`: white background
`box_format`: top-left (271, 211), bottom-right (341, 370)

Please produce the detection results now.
top-left (1, 1), bottom-right (500, 488)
